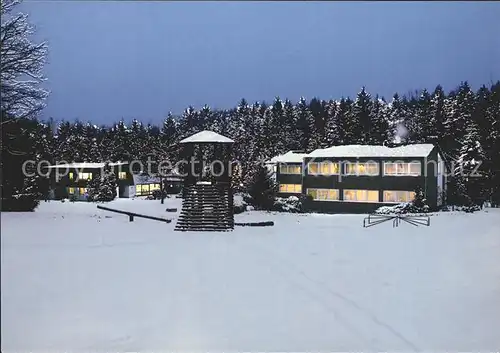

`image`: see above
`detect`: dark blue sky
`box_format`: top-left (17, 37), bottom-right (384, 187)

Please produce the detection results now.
top-left (21, 1), bottom-right (500, 124)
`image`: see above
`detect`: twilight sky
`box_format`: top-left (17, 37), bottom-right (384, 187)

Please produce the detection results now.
top-left (20, 0), bottom-right (500, 124)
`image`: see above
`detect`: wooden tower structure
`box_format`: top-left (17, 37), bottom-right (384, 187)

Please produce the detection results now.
top-left (174, 130), bottom-right (235, 231)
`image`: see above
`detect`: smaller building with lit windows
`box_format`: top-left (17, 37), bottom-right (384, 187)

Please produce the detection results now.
top-left (271, 143), bottom-right (447, 213)
top-left (45, 162), bottom-right (183, 201)
top-left (269, 150), bottom-right (308, 197)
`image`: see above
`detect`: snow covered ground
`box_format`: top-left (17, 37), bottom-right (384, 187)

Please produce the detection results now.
top-left (2, 199), bottom-right (500, 352)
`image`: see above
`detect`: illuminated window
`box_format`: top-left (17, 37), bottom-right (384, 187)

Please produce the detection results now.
top-left (68, 187), bottom-right (75, 195)
top-left (78, 172), bottom-right (93, 180)
top-left (344, 162), bottom-right (379, 176)
top-left (343, 189), bottom-right (379, 203)
top-left (69, 172), bottom-right (74, 181)
top-left (79, 187), bottom-right (87, 195)
top-left (307, 188), bottom-right (339, 201)
top-left (307, 161), bottom-right (339, 175)
top-left (118, 172), bottom-right (127, 180)
top-left (383, 162), bottom-right (421, 176)
top-left (136, 184), bottom-right (148, 196)
top-left (135, 184), bottom-right (160, 196)
top-left (383, 190), bottom-right (416, 203)
top-left (279, 164), bottom-right (302, 175)
top-left (409, 162), bottom-right (421, 176)
top-left (279, 184), bottom-right (302, 193)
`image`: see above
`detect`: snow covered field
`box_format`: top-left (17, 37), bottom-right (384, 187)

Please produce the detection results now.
top-left (2, 199), bottom-right (500, 352)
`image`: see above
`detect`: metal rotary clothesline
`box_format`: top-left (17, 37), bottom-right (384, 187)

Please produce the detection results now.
top-left (363, 213), bottom-right (431, 228)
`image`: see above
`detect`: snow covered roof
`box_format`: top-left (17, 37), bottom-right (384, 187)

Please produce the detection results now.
top-left (45, 162), bottom-right (128, 169)
top-left (268, 151), bottom-right (309, 164)
top-left (179, 130), bottom-right (234, 144)
top-left (132, 172), bottom-right (182, 184)
top-left (132, 173), bottom-right (161, 185)
top-left (308, 144), bottom-right (435, 158)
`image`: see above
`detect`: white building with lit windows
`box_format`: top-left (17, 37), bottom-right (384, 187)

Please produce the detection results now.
top-left (271, 143), bottom-right (447, 213)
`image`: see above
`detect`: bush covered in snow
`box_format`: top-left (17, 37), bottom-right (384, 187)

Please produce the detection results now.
top-left (272, 194), bottom-right (312, 213)
top-left (376, 186), bottom-right (430, 214)
top-left (233, 193), bottom-right (248, 214)
top-left (375, 202), bottom-right (429, 215)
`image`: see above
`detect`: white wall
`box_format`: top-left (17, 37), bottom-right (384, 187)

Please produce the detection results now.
top-left (437, 153), bottom-right (444, 206)
top-left (122, 185), bottom-right (136, 198)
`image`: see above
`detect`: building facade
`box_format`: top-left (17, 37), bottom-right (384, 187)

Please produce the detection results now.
top-left (272, 144), bottom-right (447, 213)
top-left (46, 162), bottom-right (183, 201)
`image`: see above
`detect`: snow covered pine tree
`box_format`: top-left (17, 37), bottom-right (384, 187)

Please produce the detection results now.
top-left (247, 164), bottom-right (277, 211)
top-left (87, 164), bottom-right (117, 202)
top-left (455, 120), bottom-right (487, 206)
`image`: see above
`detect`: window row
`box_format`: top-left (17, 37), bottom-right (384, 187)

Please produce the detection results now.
top-left (344, 162), bottom-right (379, 176)
top-left (279, 164), bottom-right (302, 175)
top-left (68, 187), bottom-right (88, 195)
top-left (68, 171), bottom-right (128, 181)
top-left (302, 188), bottom-right (417, 203)
top-left (69, 172), bottom-right (93, 181)
top-left (383, 190), bottom-right (415, 203)
top-left (135, 183), bottom-right (161, 196)
top-left (383, 162), bottom-right (421, 176)
top-left (279, 183), bottom-right (302, 193)
top-left (303, 162), bottom-right (422, 176)
top-left (306, 188), bottom-right (379, 202)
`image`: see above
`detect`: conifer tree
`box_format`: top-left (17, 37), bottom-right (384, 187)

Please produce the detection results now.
top-left (87, 164), bottom-right (117, 202)
top-left (410, 89), bottom-right (432, 143)
top-left (323, 100), bottom-right (339, 147)
top-left (158, 112), bottom-right (179, 162)
top-left (178, 106), bottom-right (199, 139)
top-left (386, 93), bottom-right (408, 144)
top-left (444, 82), bottom-right (475, 154)
top-left (369, 96), bottom-right (389, 145)
top-left (350, 87), bottom-right (373, 144)
top-left (109, 120), bottom-right (132, 162)
top-left (282, 98), bottom-right (297, 150)
top-left (428, 85), bottom-right (447, 145)
top-left (455, 120), bottom-right (487, 205)
top-left (294, 96), bottom-right (313, 150)
top-left (486, 82), bottom-right (500, 205)
top-left (307, 98), bottom-right (327, 150)
top-left (251, 101), bottom-right (269, 161)
top-left (267, 97), bottom-right (286, 156)
top-left (198, 105), bottom-right (213, 131)
top-left (247, 164), bottom-right (277, 211)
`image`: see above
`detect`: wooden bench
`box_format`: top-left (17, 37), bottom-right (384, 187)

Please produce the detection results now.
top-left (97, 205), bottom-right (172, 223)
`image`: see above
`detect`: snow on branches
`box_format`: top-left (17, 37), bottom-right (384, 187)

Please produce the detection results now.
top-left (1, 0), bottom-right (49, 120)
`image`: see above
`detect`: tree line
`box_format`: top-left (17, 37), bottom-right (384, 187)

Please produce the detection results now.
top-left (2, 80), bottom-right (500, 210)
